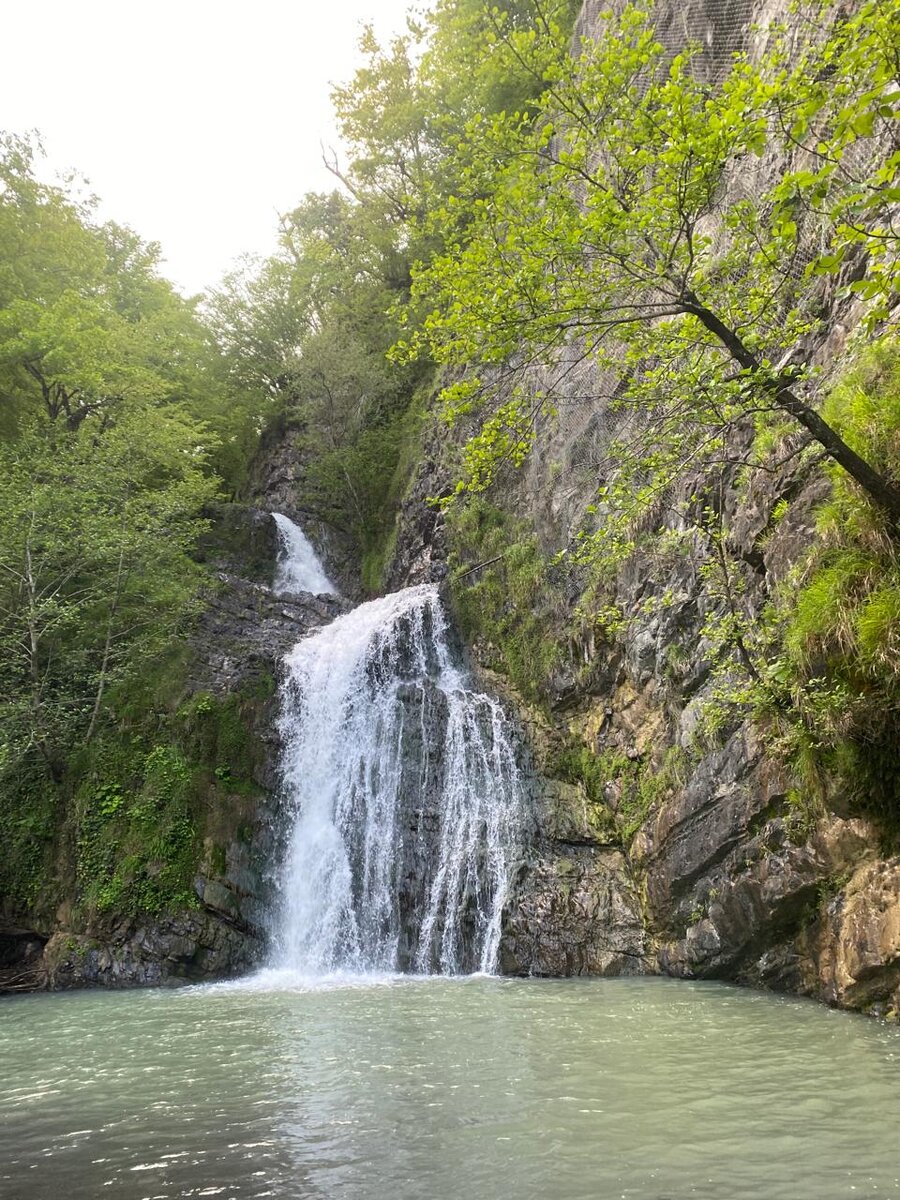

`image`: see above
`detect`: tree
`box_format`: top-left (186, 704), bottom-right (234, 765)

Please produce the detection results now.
top-left (328, 0), bottom-right (578, 259)
top-left (0, 132), bottom-right (245, 779)
top-left (0, 134), bottom-right (240, 449)
top-left (205, 3), bottom-right (583, 574)
top-left (0, 408), bottom-right (219, 780)
top-left (400, 0), bottom-right (900, 525)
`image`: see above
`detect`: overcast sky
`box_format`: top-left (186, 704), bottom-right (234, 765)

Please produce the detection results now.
top-left (0, 1), bottom-right (415, 295)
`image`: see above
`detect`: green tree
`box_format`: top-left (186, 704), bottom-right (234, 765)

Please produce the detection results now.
top-left (209, 3), bottom-right (582, 575)
top-left (0, 132), bottom-right (256, 490)
top-left (0, 132), bottom-right (245, 779)
top-left (328, 0), bottom-right (577, 261)
top-left (402, 0), bottom-right (900, 523)
top-left (0, 408), bottom-right (218, 780)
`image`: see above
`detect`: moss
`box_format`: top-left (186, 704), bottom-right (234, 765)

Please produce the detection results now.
top-left (448, 498), bottom-right (563, 703)
top-left (362, 524), bottom-right (399, 595)
top-left (551, 743), bottom-right (610, 807)
top-left (765, 338), bottom-right (900, 840)
top-left (0, 760), bottom-right (62, 914)
top-left (548, 742), bottom-right (619, 841)
top-left (63, 676), bottom-right (272, 923)
top-left (175, 691), bottom-right (263, 795)
top-left (108, 641), bottom-right (194, 732)
top-left (567, 745), bottom-right (691, 842)
top-left (209, 843), bottom-right (227, 877)
top-left (73, 741), bottom-right (200, 920)
top-left (616, 748), bottom-right (690, 840)
top-left (547, 738), bottom-right (690, 843)
top-left (195, 503), bottom-right (276, 582)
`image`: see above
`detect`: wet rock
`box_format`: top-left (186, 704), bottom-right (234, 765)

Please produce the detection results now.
top-left (385, 433), bottom-right (451, 591)
top-left (247, 419), bottom-right (362, 599)
top-left (501, 847), bottom-right (651, 976)
top-left (640, 728), bottom-right (770, 930)
top-left (653, 813), bottom-right (881, 995)
top-left (0, 927), bottom-right (48, 993)
top-left (189, 568), bottom-right (349, 699)
top-left (41, 911), bottom-right (264, 991)
top-left (195, 503), bottom-right (279, 583)
top-left (803, 857), bottom-right (900, 1014)
top-left (535, 778), bottom-right (619, 846)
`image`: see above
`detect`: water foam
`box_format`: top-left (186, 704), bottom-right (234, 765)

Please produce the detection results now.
top-left (270, 582), bottom-right (524, 976)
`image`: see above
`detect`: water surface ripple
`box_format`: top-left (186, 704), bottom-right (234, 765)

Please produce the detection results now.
top-left (1, 976), bottom-right (897, 1200)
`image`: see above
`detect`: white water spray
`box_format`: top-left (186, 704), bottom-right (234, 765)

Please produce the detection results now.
top-left (272, 512), bottom-right (338, 596)
top-left (270, 560), bottom-right (525, 976)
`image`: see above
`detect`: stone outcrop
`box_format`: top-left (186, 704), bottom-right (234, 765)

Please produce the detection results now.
top-left (485, 675), bottom-right (652, 978)
top-left (249, 416), bottom-right (364, 600)
top-left (41, 912), bottom-right (256, 990)
top-left (501, 847), bottom-right (649, 977)
top-left (801, 857), bottom-right (900, 1015)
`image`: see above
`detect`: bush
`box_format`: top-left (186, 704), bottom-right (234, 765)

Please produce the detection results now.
top-left (769, 339), bottom-right (900, 836)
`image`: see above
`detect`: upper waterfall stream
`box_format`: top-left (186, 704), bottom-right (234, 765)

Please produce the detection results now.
top-left (272, 512), bottom-right (338, 597)
top-left (268, 519), bottom-right (525, 977)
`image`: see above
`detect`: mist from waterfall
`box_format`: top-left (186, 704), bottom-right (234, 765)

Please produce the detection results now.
top-left (267, 522), bottom-right (525, 977)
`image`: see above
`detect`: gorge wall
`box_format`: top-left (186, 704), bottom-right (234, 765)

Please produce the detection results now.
top-left (381, 0), bottom-right (900, 1014)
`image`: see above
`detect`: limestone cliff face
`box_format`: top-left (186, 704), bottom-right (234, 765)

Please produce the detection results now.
top-left (383, 0), bottom-right (899, 1015)
top-left (250, 416), bottom-right (365, 601)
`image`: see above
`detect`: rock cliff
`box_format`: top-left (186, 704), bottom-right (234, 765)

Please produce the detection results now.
top-left (379, 0), bottom-right (899, 1016)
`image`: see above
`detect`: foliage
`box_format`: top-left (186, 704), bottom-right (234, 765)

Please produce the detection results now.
top-left (74, 742), bottom-right (198, 919)
top-left (552, 743), bottom-right (690, 843)
top-left (0, 134), bottom-right (259, 488)
top-left (671, 341), bottom-right (900, 837)
top-left (329, 0), bottom-right (579, 250)
top-left (761, 341), bottom-right (900, 833)
top-left (0, 130), bottom-right (283, 790)
top-left (548, 741), bottom-right (619, 840)
top-left (0, 758), bottom-right (61, 912)
top-left (0, 406), bottom-right (218, 779)
top-left (73, 663), bottom-right (271, 921)
top-left (0, 131), bottom-right (277, 923)
top-left (209, 2), bottom-right (582, 589)
top-left (401, 0), bottom-right (900, 523)
top-left (448, 498), bottom-right (563, 701)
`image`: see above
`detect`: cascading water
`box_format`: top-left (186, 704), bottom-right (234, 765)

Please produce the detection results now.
top-left (268, 525), bottom-right (525, 977)
top-left (272, 512), bottom-right (338, 596)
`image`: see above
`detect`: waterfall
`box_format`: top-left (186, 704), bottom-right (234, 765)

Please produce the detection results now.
top-left (272, 512), bottom-right (338, 596)
top-left (268, 532), bottom-right (525, 977)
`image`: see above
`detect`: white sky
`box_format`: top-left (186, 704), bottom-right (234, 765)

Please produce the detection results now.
top-left (0, 0), bottom-right (415, 295)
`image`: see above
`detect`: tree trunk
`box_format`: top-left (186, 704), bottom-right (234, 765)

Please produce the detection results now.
top-left (683, 293), bottom-right (900, 526)
top-left (23, 537), bottom-right (63, 784)
top-left (85, 542), bottom-right (128, 745)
